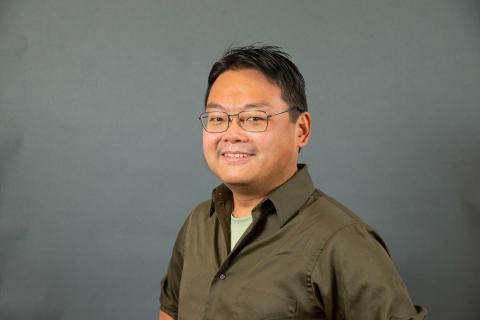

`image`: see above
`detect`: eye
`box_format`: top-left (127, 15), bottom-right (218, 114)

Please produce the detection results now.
top-left (247, 116), bottom-right (266, 123)
top-left (209, 116), bottom-right (225, 123)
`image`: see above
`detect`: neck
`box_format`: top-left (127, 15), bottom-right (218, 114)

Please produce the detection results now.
top-left (228, 169), bottom-right (299, 218)
top-left (230, 192), bottom-right (267, 218)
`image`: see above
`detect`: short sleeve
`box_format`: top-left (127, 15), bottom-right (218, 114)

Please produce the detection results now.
top-left (311, 223), bottom-right (427, 320)
top-left (159, 215), bottom-right (191, 319)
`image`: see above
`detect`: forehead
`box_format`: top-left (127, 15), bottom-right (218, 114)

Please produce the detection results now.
top-left (207, 69), bottom-right (285, 110)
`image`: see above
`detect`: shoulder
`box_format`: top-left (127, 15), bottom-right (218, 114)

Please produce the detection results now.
top-left (176, 199), bottom-right (217, 241)
top-left (172, 199), bottom-right (212, 239)
top-left (189, 199), bottom-right (212, 221)
top-left (302, 189), bottom-right (389, 254)
top-left (301, 189), bottom-right (363, 236)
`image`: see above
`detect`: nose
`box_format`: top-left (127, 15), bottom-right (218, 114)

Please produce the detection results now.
top-left (223, 115), bottom-right (248, 143)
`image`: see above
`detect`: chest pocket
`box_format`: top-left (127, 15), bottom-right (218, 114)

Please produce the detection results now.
top-left (236, 288), bottom-right (298, 319)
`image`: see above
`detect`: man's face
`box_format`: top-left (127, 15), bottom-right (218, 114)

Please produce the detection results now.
top-left (203, 68), bottom-right (309, 193)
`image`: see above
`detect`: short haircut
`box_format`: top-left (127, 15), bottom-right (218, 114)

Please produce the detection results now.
top-left (204, 44), bottom-right (307, 121)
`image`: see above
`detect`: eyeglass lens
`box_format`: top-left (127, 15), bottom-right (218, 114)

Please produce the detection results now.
top-left (200, 111), bottom-right (268, 132)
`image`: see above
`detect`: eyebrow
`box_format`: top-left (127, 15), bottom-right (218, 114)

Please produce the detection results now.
top-left (205, 102), bottom-right (271, 111)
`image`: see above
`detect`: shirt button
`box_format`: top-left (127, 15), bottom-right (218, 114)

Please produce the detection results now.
top-left (219, 273), bottom-right (226, 280)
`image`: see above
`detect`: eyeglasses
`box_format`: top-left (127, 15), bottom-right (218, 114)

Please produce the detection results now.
top-left (198, 107), bottom-right (299, 133)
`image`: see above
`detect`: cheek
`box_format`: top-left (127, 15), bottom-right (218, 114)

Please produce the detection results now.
top-left (269, 130), bottom-right (296, 156)
top-left (202, 134), bottom-right (218, 158)
top-left (253, 135), bottom-right (275, 157)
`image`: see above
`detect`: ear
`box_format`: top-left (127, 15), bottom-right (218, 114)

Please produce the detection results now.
top-left (295, 112), bottom-right (311, 149)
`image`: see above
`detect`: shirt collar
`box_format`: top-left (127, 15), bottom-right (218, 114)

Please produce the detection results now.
top-left (209, 164), bottom-right (316, 227)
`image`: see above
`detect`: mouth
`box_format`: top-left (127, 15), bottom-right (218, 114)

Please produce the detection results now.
top-left (222, 152), bottom-right (253, 158)
top-left (220, 151), bottom-right (255, 163)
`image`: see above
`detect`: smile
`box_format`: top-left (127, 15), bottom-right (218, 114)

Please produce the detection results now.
top-left (222, 153), bottom-right (252, 158)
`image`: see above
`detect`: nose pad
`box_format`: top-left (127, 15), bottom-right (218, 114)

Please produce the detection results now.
top-left (226, 115), bottom-right (244, 132)
top-left (223, 115), bottom-right (247, 142)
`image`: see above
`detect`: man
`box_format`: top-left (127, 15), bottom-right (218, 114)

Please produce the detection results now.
top-left (159, 45), bottom-right (427, 319)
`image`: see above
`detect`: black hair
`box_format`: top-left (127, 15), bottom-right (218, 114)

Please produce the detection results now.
top-left (204, 44), bottom-right (307, 121)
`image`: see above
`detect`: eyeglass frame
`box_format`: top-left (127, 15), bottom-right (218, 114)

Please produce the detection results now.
top-left (198, 106), bottom-right (302, 133)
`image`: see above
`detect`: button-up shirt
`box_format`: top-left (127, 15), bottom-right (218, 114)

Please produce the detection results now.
top-left (160, 164), bottom-right (427, 319)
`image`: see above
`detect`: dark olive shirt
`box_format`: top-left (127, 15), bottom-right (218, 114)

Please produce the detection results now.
top-left (160, 165), bottom-right (427, 319)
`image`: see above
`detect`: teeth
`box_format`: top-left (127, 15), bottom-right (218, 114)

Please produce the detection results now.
top-left (223, 153), bottom-right (250, 158)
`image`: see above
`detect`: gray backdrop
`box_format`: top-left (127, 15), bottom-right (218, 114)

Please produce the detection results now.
top-left (1, 0), bottom-right (479, 319)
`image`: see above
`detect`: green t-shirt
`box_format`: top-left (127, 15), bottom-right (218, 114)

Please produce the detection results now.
top-left (230, 214), bottom-right (253, 250)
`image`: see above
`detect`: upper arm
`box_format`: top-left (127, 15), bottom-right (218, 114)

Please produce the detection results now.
top-left (159, 215), bottom-right (191, 319)
top-left (311, 224), bottom-right (427, 320)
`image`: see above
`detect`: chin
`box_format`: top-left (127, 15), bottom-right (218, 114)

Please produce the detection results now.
top-left (212, 167), bottom-right (256, 185)
top-left (210, 163), bottom-right (252, 181)
top-left (217, 174), bottom-right (252, 186)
